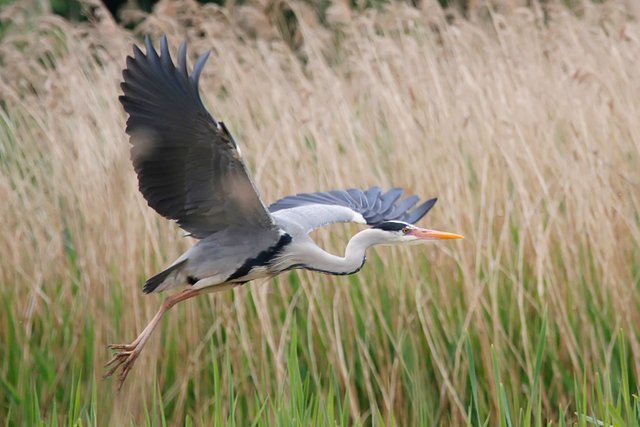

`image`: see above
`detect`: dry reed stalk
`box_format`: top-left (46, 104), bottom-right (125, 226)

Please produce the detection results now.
top-left (0, 0), bottom-right (638, 424)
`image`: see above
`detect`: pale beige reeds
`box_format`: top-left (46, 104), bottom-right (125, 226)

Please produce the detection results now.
top-left (0, 0), bottom-right (638, 424)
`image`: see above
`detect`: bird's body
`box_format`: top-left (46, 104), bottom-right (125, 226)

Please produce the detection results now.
top-left (145, 188), bottom-right (437, 293)
top-left (104, 36), bottom-right (463, 388)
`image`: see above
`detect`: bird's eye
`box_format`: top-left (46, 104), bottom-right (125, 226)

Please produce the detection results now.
top-left (402, 227), bottom-right (410, 234)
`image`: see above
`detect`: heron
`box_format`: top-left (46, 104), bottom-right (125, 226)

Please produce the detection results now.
top-left (104, 35), bottom-right (463, 388)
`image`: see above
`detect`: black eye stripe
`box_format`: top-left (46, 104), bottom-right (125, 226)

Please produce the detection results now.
top-left (373, 222), bottom-right (408, 231)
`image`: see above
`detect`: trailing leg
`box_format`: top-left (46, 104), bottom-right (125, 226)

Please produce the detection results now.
top-left (104, 288), bottom-right (201, 389)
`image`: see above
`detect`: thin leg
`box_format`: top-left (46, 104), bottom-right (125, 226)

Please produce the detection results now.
top-left (104, 288), bottom-right (201, 389)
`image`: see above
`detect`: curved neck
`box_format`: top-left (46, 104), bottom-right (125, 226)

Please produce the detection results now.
top-left (291, 229), bottom-right (388, 276)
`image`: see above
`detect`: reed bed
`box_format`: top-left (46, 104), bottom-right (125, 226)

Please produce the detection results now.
top-left (0, 0), bottom-right (639, 424)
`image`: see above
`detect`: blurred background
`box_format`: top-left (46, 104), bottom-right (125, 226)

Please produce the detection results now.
top-left (0, 0), bottom-right (639, 425)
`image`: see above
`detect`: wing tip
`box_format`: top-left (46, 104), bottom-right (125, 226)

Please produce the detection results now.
top-left (406, 197), bottom-right (438, 224)
top-left (192, 50), bottom-right (211, 85)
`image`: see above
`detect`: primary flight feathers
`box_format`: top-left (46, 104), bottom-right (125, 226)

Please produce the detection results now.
top-left (106, 36), bottom-right (456, 389)
top-left (120, 35), bottom-right (435, 237)
top-left (120, 35), bottom-right (273, 239)
top-left (269, 187), bottom-right (437, 227)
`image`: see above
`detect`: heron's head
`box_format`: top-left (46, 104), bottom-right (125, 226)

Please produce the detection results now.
top-left (371, 221), bottom-right (464, 245)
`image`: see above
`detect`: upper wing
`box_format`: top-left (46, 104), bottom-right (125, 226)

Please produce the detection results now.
top-left (269, 187), bottom-right (437, 233)
top-left (120, 35), bottom-right (274, 239)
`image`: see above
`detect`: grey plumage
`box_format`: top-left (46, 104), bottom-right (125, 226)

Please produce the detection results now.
top-left (107, 36), bottom-right (461, 389)
top-left (120, 36), bottom-right (440, 294)
top-left (120, 35), bottom-right (274, 239)
top-left (142, 226), bottom-right (285, 294)
top-left (120, 36), bottom-right (444, 293)
top-left (143, 259), bottom-right (187, 294)
top-left (270, 204), bottom-right (366, 235)
top-left (269, 187), bottom-right (437, 227)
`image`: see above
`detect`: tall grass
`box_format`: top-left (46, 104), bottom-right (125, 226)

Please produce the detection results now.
top-left (0, 0), bottom-right (639, 425)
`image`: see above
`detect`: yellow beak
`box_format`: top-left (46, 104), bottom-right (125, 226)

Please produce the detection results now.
top-left (410, 228), bottom-right (464, 240)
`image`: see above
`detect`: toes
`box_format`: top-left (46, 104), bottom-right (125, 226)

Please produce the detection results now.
top-left (103, 350), bottom-right (134, 380)
top-left (108, 343), bottom-right (133, 351)
top-left (105, 352), bottom-right (126, 368)
top-left (106, 340), bottom-right (142, 388)
top-left (105, 349), bottom-right (140, 389)
top-left (103, 362), bottom-right (121, 379)
top-left (116, 354), bottom-right (138, 390)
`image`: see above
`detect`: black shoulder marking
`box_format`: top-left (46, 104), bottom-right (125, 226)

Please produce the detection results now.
top-left (226, 233), bottom-right (292, 282)
top-left (143, 259), bottom-right (187, 294)
top-left (372, 221), bottom-right (407, 232)
top-left (187, 276), bottom-right (199, 285)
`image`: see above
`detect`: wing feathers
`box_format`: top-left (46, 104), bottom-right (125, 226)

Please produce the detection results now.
top-left (269, 187), bottom-right (437, 229)
top-left (120, 36), bottom-right (274, 238)
top-left (406, 198), bottom-right (438, 224)
top-left (192, 51), bottom-right (211, 92)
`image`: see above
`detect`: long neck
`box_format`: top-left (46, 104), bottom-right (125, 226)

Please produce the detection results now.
top-left (287, 229), bottom-right (386, 276)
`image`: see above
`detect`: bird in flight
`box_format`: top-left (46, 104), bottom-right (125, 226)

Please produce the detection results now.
top-left (104, 35), bottom-right (463, 388)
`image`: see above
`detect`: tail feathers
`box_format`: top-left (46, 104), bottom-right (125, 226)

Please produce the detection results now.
top-left (143, 259), bottom-right (188, 294)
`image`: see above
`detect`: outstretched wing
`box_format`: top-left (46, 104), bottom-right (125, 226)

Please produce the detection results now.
top-left (120, 35), bottom-right (274, 239)
top-left (269, 187), bottom-right (437, 233)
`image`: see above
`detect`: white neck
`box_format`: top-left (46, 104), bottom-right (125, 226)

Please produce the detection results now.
top-left (279, 229), bottom-right (392, 275)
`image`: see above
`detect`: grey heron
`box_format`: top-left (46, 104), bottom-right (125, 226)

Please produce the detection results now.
top-left (104, 36), bottom-right (463, 388)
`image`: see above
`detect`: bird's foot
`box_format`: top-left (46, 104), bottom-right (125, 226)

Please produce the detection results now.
top-left (104, 344), bottom-right (142, 389)
top-left (107, 342), bottom-right (137, 351)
